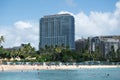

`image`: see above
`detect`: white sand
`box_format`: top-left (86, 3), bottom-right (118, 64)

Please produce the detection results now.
top-left (0, 65), bottom-right (120, 71)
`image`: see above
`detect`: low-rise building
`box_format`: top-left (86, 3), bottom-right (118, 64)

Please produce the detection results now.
top-left (75, 38), bottom-right (88, 53)
top-left (89, 36), bottom-right (120, 58)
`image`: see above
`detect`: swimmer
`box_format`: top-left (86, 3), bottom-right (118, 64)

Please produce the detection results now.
top-left (38, 72), bottom-right (40, 75)
top-left (107, 74), bottom-right (109, 76)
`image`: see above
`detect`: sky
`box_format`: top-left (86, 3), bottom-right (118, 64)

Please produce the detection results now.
top-left (0, 0), bottom-right (120, 50)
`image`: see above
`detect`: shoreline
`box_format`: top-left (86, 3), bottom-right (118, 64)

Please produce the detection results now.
top-left (0, 65), bottom-right (120, 71)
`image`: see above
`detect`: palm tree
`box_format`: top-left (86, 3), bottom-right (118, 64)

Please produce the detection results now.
top-left (0, 36), bottom-right (5, 47)
top-left (117, 48), bottom-right (120, 58)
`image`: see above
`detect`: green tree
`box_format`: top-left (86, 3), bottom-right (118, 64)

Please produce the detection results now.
top-left (110, 45), bottom-right (116, 58)
top-left (20, 43), bottom-right (35, 54)
top-left (0, 36), bottom-right (4, 47)
top-left (107, 45), bottom-right (116, 61)
top-left (117, 48), bottom-right (120, 58)
top-left (0, 46), bottom-right (4, 58)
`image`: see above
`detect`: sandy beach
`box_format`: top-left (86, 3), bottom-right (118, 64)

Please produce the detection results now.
top-left (0, 65), bottom-right (120, 71)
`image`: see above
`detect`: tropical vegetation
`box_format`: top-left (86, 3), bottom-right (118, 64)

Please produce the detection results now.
top-left (0, 35), bottom-right (120, 63)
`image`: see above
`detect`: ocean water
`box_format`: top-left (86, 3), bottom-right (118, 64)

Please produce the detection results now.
top-left (0, 68), bottom-right (120, 80)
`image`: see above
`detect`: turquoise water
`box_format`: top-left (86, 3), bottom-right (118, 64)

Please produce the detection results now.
top-left (0, 68), bottom-right (120, 80)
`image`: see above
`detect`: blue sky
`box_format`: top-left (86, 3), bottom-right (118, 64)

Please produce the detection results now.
top-left (0, 0), bottom-right (118, 25)
top-left (0, 0), bottom-right (120, 49)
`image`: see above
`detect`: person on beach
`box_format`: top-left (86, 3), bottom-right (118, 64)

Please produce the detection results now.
top-left (1, 66), bottom-right (4, 72)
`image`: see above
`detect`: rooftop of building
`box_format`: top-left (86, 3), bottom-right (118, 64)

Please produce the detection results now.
top-left (42, 13), bottom-right (73, 18)
top-left (90, 35), bottom-right (120, 39)
top-left (88, 35), bottom-right (120, 42)
top-left (99, 35), bottom-right (120, 38)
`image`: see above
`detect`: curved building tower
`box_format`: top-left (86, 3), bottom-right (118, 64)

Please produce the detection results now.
top-left (39, 14), bottom-right (75, 50)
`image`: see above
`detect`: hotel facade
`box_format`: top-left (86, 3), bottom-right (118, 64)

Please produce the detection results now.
top-left (39, 14), bottom-right (75, 50)
top-left (89, 36), bottom-right (120, 58)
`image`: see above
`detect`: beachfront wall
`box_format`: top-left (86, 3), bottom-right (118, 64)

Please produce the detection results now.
top-left (2, 61), bottom-right (120, 66)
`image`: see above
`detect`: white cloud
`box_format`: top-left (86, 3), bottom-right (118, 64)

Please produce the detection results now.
top-left (116, 0), bottom-right (120, 9)
top-left (0, 21), bottom-right (39, 50)
top-left (114, 1), bottom-right (120, 19)
top-left (66, 0), bottom-right (76, 7)
top-left (59, 1), bottom-right (120, 40)
top-left (14, 21), bottom-right (32, 29)
top-left (58, 11), bottom-right (74, 16)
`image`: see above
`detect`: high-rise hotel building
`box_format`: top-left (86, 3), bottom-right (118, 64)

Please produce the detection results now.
top-left (39, 14), bottom-right (75, 50)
